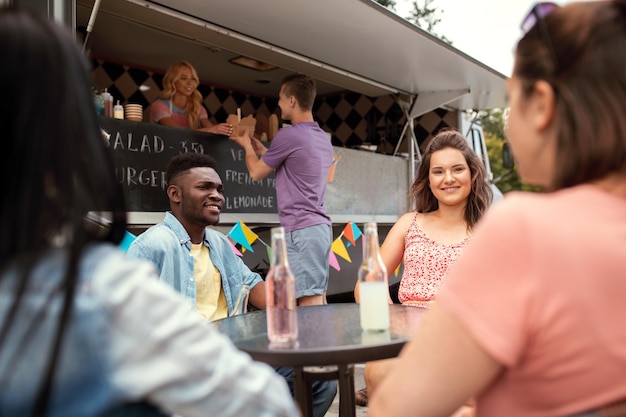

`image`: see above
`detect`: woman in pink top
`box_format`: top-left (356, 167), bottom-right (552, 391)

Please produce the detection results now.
top-left (369, 2), bottom-right (626, 417)
top-left (353, 129), bottom-right (492, 410)
top-left (150, 61), bottom-right (233, 136)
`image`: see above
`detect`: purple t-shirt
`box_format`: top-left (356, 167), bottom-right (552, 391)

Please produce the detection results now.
top-left (262, 122), bottom-right (333, 232)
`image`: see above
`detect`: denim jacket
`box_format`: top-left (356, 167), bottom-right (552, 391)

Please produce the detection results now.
top-left (126, 212), bottom-right (262, 315)
top-left (0, 244), bottom-right (297, 417)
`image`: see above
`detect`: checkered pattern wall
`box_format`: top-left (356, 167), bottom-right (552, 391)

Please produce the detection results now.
top-left (90, 59), bottom-right (457, 151)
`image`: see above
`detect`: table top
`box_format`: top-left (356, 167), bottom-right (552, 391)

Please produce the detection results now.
top-left (214, 303), bottom-right (426, 367)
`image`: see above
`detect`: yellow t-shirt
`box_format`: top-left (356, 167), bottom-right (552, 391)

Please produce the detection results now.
top-left (190, 243), bottom-right (228, 321)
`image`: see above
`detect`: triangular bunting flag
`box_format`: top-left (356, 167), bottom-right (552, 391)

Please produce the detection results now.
top-left (227, 222), bottom-right (254, 252)
top-left (331, 237), bottom-right (351, 262)
top-left (343, 222), bottom-right (356, 246)
top-left (351, 222), bottom-right (363, 241)
top-left (118, 231), bottom-right (136, 252)
top-left (266, 246), bottom-right (273, 264)
top-left (240, 221), bottom-right (259, 245)
top-left (227, 238), bottom-right (243, 257)
top-left (394, 264), bottom-right (401, 277)
top-left (329, 250), bottom-right (341, 271)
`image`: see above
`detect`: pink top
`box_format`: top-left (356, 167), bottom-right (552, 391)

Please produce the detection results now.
top-left (398, 213), bottom-right (469, 305)
top-left (439, 185), bottom-right (626, 416)
top-left (150, 98), bottom-right (208, 128)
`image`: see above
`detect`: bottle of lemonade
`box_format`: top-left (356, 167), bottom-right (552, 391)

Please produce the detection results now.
top-left (358, 222), bottom-right (390, 332)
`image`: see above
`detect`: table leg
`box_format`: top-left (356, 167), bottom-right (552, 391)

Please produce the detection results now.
top-left (293, 366), bottom-right (314, 417)
top-left (338, 364), bottom-right (355, 417)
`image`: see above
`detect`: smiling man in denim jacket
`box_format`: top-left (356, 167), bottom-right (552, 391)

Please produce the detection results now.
top-left (127, 153), bottom-right (265, 320)
top-left (127, 152), bottom-right (336, 417)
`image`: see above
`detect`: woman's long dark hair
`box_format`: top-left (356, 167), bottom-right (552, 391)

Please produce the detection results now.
top-left (0, 7), bottom-right (127, 414)
top-left (411, 129), bottom-right (492, 230)
top-left (515, 0), bottom-right (626, 190)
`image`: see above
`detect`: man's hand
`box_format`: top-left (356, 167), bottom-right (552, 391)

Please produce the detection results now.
top-left (251, 137), bottom-right (267, 157)
top-left (230, 129), bottom-right (274, 181)
top-left (230, 129), bottom-right (252, 149)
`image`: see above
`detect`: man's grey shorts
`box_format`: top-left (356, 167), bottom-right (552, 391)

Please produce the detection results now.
top-left (285, 223), bottom-right (332, 298)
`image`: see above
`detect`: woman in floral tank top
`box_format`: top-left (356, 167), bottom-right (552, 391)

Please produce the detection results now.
top-left (354, 129), bottom-right (492, 413)
top-left (398, 212), bottom-right (470, 307)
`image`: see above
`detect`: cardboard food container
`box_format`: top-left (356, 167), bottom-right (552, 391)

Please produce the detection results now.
top-left (227, 114), bottom-right (256, 136)
top-left (268, 114), bottom-right (279, 141)
top-left (255, 113), bottom-right (268, 139)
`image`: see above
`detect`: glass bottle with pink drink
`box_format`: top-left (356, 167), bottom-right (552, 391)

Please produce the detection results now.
top-left (265, 226), bottom-right (298, 344)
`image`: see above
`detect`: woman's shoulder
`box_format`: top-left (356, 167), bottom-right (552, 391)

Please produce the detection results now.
top-left (393, 211), bottom-right (420, 236)
top-left (398, 211), bottom-right (420, 224)
top-left (151, 98), bottom-right (169, 108)
top-left (409, 211), bottom-right (436, 229)
top-left (149, 99), bottom-right (170, 122)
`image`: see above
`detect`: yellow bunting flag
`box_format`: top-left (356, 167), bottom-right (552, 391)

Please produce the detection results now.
top-left (331, 237), bottom-right (351, 262)
top-left (239, 221), bottom-right (259, 245)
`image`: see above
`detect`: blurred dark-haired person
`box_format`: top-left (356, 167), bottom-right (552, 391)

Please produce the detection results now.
top-left (0, 7), bottom-right (298, 417)
top-left (369, 1), bottom-right (626, 417)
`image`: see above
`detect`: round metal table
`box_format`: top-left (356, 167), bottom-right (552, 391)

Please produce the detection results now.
top-left (214, 303), bottom-right (426, 417)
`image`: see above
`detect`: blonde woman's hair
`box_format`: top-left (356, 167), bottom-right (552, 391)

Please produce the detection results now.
top-left (159, 61), bottom-right (203, 129)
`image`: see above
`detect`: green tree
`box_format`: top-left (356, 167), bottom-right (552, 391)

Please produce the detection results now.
top-left (375, 0), bottom-right (397, 10)
top-left (406, 0), bottom-right (439, 31)
top-left (375, 0), bottom-right (451, 43)
top-left (480, 109), bottom-right (541, 193)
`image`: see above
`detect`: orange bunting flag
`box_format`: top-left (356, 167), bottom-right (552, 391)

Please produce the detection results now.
top-left (331, 237), bottom-right (351, 262)
top-left (342, 222), bottom-right (356, 246)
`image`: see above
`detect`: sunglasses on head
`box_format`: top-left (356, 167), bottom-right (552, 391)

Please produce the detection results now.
top-left (521, 2), bottom-right (560, 69)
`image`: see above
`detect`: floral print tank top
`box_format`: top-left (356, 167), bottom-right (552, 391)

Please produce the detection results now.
top-left (398, 213), bottom-right (469, 305)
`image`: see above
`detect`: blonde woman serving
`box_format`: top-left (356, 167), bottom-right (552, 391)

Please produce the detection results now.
top-left (150, 60), bottom-right (233, 136)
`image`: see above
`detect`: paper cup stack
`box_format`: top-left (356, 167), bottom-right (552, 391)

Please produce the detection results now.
top-left (125, 104), bottom-right (143, 122)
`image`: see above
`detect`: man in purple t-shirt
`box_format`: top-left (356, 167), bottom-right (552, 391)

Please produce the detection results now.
top-left (231, 74), bottom-right (333, 306)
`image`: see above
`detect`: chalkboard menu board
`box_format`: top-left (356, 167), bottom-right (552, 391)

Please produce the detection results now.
top-left (99, 117), bottom-right (277, 213)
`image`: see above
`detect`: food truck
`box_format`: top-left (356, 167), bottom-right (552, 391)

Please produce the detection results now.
top-left (24, 0), bottom-right (509, 297)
